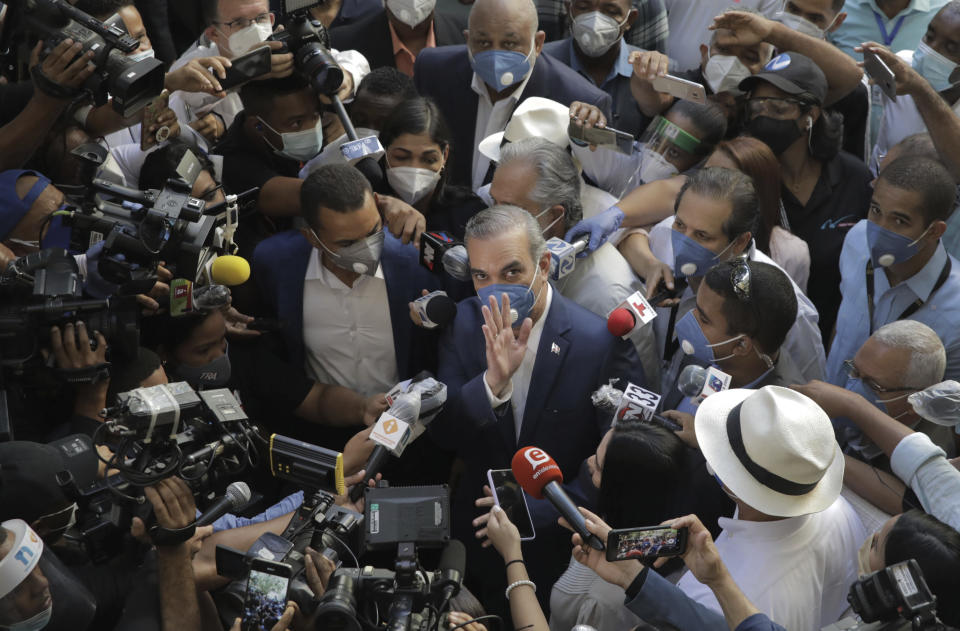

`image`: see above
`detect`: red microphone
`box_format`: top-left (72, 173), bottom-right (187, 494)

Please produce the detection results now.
top-left (607, 308), bottom-right (636, 337)
top-left (511, 447), bottom-right (604, 550)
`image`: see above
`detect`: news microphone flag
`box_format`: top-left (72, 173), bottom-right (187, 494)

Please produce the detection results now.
top-left (614, 382), bottom-right (661, 425)
top-left (606, 290), bottom-right (657, 338)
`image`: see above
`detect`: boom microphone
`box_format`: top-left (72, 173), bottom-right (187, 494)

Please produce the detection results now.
top-left (511, 447), bottom-right (604, 550)
top-left (195, 481), bottom-right (251, 527)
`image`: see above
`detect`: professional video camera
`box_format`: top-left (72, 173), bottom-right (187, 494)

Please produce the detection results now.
top-left (0, 248), bottom-right (140, 366)
top-left (5, 0), bottom-right (165, 116)
top-left (269, 0), bottom-right (343, 96)
top-left (822, 560), bottom-right (950, 631)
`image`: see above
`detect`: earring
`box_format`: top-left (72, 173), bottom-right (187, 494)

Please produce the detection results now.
top-left (806, 116), bottom-right (813, 130)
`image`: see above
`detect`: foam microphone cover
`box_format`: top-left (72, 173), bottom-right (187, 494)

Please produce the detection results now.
top-left (607, 308), bottom-right (636, 337)
top-left (425, 293), bottom-right (457, 326)
top-left (511, 446), bottom-right (564, 500)
top-left (210, 255), bottom-right (251, 286)
top-left (438, 539), bottom-right (466, 577)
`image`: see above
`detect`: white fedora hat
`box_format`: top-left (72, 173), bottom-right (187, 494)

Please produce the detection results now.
top-left (478, 97), bottom-right (571, 162)
top-left (694, 385), bottom-right (844, 518)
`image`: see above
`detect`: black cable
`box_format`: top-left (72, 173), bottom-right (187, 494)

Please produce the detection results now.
top-left (447, 614), bottom-right (503, 631)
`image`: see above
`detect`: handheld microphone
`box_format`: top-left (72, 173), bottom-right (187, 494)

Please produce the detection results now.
top-left (420, 231), bottom-right (471, 282)
top-left (546, 236), bottom-right (588, 280)
top-left (412, 291), bottom-right (458, 328)
top-left (195, 481), bottom-right (251, 527)
top-left (677, 364), bottom-right (732, 402)
top-left (606, 291), bottom-right (657, 338)
top-left (209, 255), bottom-right (251, 286)
top-left (511, 446), bottom-right (604, 550)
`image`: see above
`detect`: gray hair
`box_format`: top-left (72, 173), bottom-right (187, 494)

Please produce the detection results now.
top-left (499, 137), bottom-right (584, 230)
top-left (465, 204), bottom-right (547, 265)
top-left (872, 320), bottom-right (947, 388)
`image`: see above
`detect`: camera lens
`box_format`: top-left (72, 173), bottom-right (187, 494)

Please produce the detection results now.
top-left (315, 572), bottom-right (361, 631)
top-left (296, 45), bottom-right (344, 95)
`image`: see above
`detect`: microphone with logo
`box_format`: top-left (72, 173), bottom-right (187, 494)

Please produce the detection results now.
top-left (411, 290), bottom-right (458, 329)
top-left (677, 364), bottom-right (732, 403)
top-left (511, 447), bottom-right (604, 550)
top-left (420, 231), bottom-right (471, 282)
top-left (607, 290), bottom-right (658, 339)
top-left (546, 236), bottom-right (588, 280)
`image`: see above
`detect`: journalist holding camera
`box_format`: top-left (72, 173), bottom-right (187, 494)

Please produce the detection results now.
top-left (2, 0), bottom-right (960, 629)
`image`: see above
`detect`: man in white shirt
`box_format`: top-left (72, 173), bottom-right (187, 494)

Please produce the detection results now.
top-left (663, 0), bottom-right (780, 71)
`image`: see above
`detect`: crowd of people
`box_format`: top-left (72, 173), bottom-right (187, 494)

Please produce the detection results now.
top-left (1, 0), bottom-right (960, 630)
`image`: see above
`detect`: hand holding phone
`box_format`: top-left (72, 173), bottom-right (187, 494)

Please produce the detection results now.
top-left (568, 120), bottom-right (636, 155)
top-left (487, 469), bottom-right (536, 540)
top-left (650, 75), bottom-right (707, 104)
top-left (605, 526), bottom-right (688, 562)
top-left (242, 559), bottom-right (292, 631)
top-left (863, 49), bottom-right (897, 101)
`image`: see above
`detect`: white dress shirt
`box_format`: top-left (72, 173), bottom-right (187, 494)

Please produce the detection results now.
top-left (676, 497), bottom-right (866, 631)
top-left (483, 284), bottom-right (554, 438)
top-left (471, 70), bottom-right (533, 190)
top-left (302, 248), bottom-right (398, 397)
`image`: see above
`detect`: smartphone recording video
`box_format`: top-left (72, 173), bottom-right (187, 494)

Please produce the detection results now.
top-left (487, 468), bottom-right (536, 540)
top-left (606, 526), bottom-right (688, 562)
top-left (242, 560), bottom-right (292, 631)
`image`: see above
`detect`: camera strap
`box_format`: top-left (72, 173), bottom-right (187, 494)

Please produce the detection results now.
top-left (30, 65), bottom-right (85, 100)
top-left (149, 522), bottom-right (197, 547)
top-left (59, 362), bottom-right (112, 385)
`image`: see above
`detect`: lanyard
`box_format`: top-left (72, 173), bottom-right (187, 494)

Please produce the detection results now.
top-left (864, 257), bottom-right (952, 333)
top-left (873, 11), bottom-right (908, 47)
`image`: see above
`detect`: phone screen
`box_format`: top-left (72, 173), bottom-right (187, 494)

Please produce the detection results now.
top-left (610, 527), bottom-right (684, 561)
top-left (489, 469), bottom-right (535, 540)
top-left (242, 567), bottom-right (290, 631)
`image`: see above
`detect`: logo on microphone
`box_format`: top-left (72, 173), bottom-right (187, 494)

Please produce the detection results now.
top-left (523, 447), bottom-right (551, 469)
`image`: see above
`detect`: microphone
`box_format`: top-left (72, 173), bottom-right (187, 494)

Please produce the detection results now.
top-left (511, 447), bottom-right (604, 550)
top-left (606, 291), bottom-right (657, 338)
top-left (420, 231), bottom-right (471, 282)
top-left (546, 236), bottom-right (588, 280)
top-left (432, 539), bottom-right (465, 605)
top-left (677, 364), bottom-right (732, 402)
top-left (209, 254), bottom-right (251, 286)
top-left (412, 290), bottom-right (458, 328)
top-left (195, 481), bottom-right (251, 527)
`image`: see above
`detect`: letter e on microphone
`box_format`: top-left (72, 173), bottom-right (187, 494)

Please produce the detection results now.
top-left (523, 447), bottom-right (551, 469)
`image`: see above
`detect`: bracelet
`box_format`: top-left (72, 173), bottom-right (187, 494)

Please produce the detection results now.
top-left (504, 579), bottom-right (536, 600)
top-left (504, 559), bottom-right (525, 569)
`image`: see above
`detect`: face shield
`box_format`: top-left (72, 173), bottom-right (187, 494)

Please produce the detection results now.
top-left (625, 116), bottom-right (705, 189)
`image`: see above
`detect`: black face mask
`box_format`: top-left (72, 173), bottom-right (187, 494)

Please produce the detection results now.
top-left (745, 116), bottom-right (803, 156)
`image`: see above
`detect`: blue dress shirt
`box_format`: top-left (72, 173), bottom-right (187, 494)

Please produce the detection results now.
top-left (830, 0), bottom-right (951, 60)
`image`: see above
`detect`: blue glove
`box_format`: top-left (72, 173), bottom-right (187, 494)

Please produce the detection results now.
top-left (564, 205), bottom-right (624, 256)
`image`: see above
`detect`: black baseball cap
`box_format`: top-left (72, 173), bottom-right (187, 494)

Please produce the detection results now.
top-left (738, 52), bottom-right (828, 105)
top-left (0, 437), bottom-right (97, 523)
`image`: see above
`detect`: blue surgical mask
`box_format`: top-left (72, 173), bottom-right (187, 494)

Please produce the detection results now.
top-left (258, 116), bottom-right (324, 162)
top-left (469, 38), bottom-right (535, 90)
top-left (866, 220), bottom-right (929, 267)
top-left (6, 604), bottom-right (53, 631)
top-left (912, 41), bottom-right (959, 93)
top-left (476, 271), bottom-right (543, 326)
top-left (671, 229), bottom-right (734, 278)
top-left (674, 310), bottom-right (743, 364)
top-left (845, 376), bottom-right (911, 419)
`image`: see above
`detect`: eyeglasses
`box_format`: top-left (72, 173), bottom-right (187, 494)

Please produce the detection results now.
top-left (745, 96), bottom-right (812, 120)
top-left (843, 359), bottom-right (921, 395)
top-left (729, 257), bottom-right (751, 302)
top-left (214, 12), bottom-right (271, 30)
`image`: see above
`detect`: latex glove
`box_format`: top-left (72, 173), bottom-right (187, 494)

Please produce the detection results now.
top-left (564, 205), bottom-right (624, 255)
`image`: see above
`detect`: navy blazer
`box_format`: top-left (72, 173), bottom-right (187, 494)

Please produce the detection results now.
top-left (413, 45), bottom-right (614, 187)
top-left (252, 230), bottom-right (441, 379)
top-left (330, 10), bottom-right (467, 71)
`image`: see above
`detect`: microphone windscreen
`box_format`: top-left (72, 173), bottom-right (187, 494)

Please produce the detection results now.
top-left (511, 446), bottom-right (564, 500)
top-left (438, 539), bottom-right (466, 576)
top-left (607, 308), bottom-right (636, 337)
top-left (425, 294), bottom-right (457, 326)
top-left (224, 481), bottom-right (251, 508)
top-left (442, 246), bottom-right (471, 282)
top-left (210, 255), bottom-right (251, 286)
top-left (678, 364), bottom-right (707, 398)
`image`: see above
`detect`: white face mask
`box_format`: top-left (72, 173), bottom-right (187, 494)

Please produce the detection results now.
top-left (776, 11), bottom-right (831, 39)
top-left (534, 205), bottom-right (563, 237)
top-left (128, 48), bottom-right (156, 63)
top-left (637, 147), bottom-right (679, 183)
top-left (386, 0), bottom-right (437, 28)
top-left (571, 11), bottom-right (627, 57)
top-left (703, 54), bottom-right (751, 95)
top-left (258, 116), bottom-right (324, 162)
top-left (386, 165), bottom-right (442, 205)
top-left (5, 605), bottom-right (52, 631)
top-left (223, 20), bottom-right (272, 56)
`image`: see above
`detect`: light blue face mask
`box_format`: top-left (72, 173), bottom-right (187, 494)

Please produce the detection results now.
top-left (866, 220), bottom-right (930, 267)
top-left (469, 37), bottom-right (535, 90)
top-left (476, 270), bottom-right (543, 326)
top-left (671, 229), bottom-right (734, 278)
top-left (5, 605), bottom-right (52, 631)
top-left (912, 41), bottom-right (960, 93)
top-left (674, 310), bottom-right (743, 364)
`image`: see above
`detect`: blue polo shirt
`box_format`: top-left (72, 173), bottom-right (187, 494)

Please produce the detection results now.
top-left (826, 219), bottom-right (960, 385)
top-left (830, 0), bottom-right (950, 60)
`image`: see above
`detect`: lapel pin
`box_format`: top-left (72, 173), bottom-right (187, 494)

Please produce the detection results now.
top-left (551, 342), bottom-right (560, 355)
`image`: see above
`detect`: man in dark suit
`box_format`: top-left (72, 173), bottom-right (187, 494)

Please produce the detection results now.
top-left (413, 0), bottom-right (613, 189)
top-left (432, 204), bottom-right (645, 611)
top-left (329, 0), bottom-right (467, 74)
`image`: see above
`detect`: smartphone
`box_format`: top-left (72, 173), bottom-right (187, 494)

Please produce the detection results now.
top-left (605, 526), bottom-right (688, 562)
top-left (242, 559), bottom-right (292, 631)
top-left (651, 75), bottom-right (707, 104)
top-left (220, 45), bottom-right (273, 90)
top-left (568, 120), bottom-right (635, 155)
top-left (140, 90), bottom-right (170, 151)
top-left (487, 469), bottom-right (535, 540)
top-left (863, 50), bottom-right (897, 101)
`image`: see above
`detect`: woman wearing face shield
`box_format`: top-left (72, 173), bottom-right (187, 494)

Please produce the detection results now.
top-left (376, 97), bottom-right (484, 238)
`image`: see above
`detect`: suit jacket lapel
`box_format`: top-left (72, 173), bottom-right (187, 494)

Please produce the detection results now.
top-left (518, 295), bottom-right (571, 446)
top-left (381, 234), bottom-right (411, 378)
top-left (283, 236), bottom-right (313, 369)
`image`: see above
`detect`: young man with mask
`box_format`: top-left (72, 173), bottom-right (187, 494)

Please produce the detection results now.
top-left (413, 0), bottom-right (611, 189)
top-left (827, 155), bottom-right (960, 382)
top-left (329, 0), bottom-right (466, 75)
top-left (433, 204), bottom-right (644, 611)
top-left (542, 0), bottom-right (651, 137)
top-left (832, 0), bottom-right (951, 60)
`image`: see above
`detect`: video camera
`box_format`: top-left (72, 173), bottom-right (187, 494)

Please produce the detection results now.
top-left (0, 248), bottom-right (139, 366)
top-left (269, 0), bottom-right (343, 96)
top-left (7, 0), bottom-right (165, 116)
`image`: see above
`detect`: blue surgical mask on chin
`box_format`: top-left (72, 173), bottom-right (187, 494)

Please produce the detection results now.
top-left (671, 229), bottom-right (735, 278)
top-left (469, 37), bottom-right (536, 90)
top-left (866, 220), bottom-right (930, 268)
top-left (674, 310), bottom-right (743, 364)
top-left (476, 271), bottom-right (543, 326)
top-left (845, 376), bottom-right (912, 420)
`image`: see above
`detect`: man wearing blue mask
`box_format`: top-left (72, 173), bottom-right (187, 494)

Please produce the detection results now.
top-left (826, 155), bottom-right (960, 385)
top-left (413, 0), bottom-right (612, 189)
top-left (433, 204), bottom-right (644, 611)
